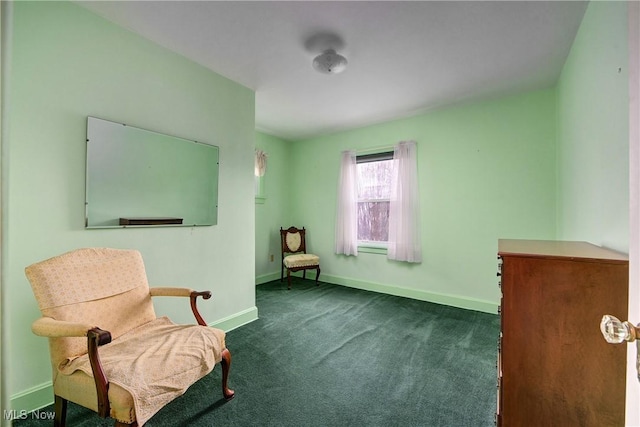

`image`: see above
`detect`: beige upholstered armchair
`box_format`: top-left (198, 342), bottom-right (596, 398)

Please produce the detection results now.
top-left (25, 248), bottom-right (234, 427)
top-left (280, 226), bottom-right (320, 290)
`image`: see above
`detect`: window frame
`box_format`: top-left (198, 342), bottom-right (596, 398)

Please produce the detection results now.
top-left (355, 150), bottom-right (394, 252)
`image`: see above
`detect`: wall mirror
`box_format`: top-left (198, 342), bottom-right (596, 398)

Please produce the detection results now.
top-left (85, 117), bottom-right (219, 228)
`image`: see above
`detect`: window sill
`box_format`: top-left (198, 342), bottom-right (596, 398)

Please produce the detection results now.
top-left (358, 245), bottom-right (388, 255)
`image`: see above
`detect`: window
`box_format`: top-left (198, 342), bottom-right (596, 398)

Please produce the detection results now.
top-left (336, 141), bottom-right (421, 262)
top-left (255, 149), bottom-right (267, 204)
top-left (356, 152), bottom-right (393, 246)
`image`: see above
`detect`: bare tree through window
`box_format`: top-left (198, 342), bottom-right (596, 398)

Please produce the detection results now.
top-left (356, 156), bottom-right (393, 244)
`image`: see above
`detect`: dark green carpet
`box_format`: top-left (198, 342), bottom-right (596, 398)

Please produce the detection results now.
top-left (15, 278), bottom-right (500, 426)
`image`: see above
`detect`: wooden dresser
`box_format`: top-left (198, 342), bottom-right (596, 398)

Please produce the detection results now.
top-left (496, 239), bottom-right (628, 426)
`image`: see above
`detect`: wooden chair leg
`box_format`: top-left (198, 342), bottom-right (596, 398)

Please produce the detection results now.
top-left (287, 270), bottom-right (292, 290)
top-left (221, 348), bottom-right (235, 400)
top-left (315, 267), bottom-right (320, 285)
top-left (303, 270), bottom-right (307, 279)
top-left (54, 395), bottom-right (67, 427)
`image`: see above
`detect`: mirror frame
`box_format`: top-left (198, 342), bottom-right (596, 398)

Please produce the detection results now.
top-left (85, 117), bottom-right (219, 228)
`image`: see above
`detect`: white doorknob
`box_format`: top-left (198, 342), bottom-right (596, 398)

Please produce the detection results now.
top-left (600, 314), bottom-right (638, 343)
top-left (601, 315), bottom-right (640, 384)
top-left (600, 314), bottom-right (640, 344)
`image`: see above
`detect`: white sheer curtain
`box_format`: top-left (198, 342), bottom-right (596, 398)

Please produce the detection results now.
top-left (388, 140), bottom-right (422, 263)
top-left (335, 150), bottom-right (358, 256)
top-left (254, 149), bottom-right (267, 177)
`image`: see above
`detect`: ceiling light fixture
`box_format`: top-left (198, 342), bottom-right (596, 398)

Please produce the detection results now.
top-left (312, 49), bottom-right (348, 74)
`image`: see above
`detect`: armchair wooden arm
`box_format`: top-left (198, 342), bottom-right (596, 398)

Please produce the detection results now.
top-left (149, 287), bottom-right (212, 326)
top-left (31, 318), bottom-right (113, 420)
top-left (87, 328), bottom-right (112, 418)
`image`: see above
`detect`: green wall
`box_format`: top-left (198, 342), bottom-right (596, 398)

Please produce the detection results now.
top-left (257, 0), bottom-right (631, 311)
top-left (5, 2), bottom-right (257, 411)
top-left (254, 131), bottom-right (293, 282)
top-left (258, 89), bottom-right (557, 312)
top-left (556, 0), bottom-right (629, 253)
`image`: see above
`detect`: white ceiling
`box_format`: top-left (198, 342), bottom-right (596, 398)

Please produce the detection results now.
top-left (77, 1), bottom-right (588, 141)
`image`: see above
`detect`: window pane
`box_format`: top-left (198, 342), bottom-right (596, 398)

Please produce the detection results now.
top-left (357, 201), bottom-right (389, 242)
top-left (356, 156), bottom-right (393, 243)
top-left (357, 160), bottom-right (393, 200)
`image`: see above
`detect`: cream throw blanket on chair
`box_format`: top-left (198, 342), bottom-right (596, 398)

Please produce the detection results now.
top-left (59, 316), bottom-right (225, 426)
top-left (26, 248), bottom-right (230, 426)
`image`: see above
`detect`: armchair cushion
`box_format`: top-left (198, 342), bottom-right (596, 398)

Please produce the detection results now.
top-left (58, 316), bottom-right (225, 425)
top-left (27, 247), bottom-right (149, 309)
top-left (283, 253), bottom-right (320, 269)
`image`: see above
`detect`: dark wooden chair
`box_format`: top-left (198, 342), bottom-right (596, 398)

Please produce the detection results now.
top-left (25, 248), bottom-right (234, 427)
top-left (280, 226), bottom-right (321, 289)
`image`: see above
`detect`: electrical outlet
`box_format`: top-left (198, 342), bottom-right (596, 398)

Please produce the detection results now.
top-left (270, 254), bottom-right (274, 262)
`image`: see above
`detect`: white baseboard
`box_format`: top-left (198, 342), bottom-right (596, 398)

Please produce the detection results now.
top-left (210, 306), bottom-right (259, 332)
top-left (255, 271), bottom-right (280, 285)
top-left (255, 271), bottom-right (498, 314)
top-left (9, 382), bottom-right (53, 416)
top-left (305, 273), bottom-right (498, 314)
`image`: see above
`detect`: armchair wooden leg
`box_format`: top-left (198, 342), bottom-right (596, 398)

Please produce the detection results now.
top-left (315, 267), bottom-right (320, 285)
top-left (54, 395), bottom-right (67, 427)
top-left (287, 270), bottom-right (292, 290)
top-left (221, 348), bottom-right (235, 400)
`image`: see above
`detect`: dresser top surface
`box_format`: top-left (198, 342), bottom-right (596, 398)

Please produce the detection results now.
top-left (498, 239), bottom-right (628, 262)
